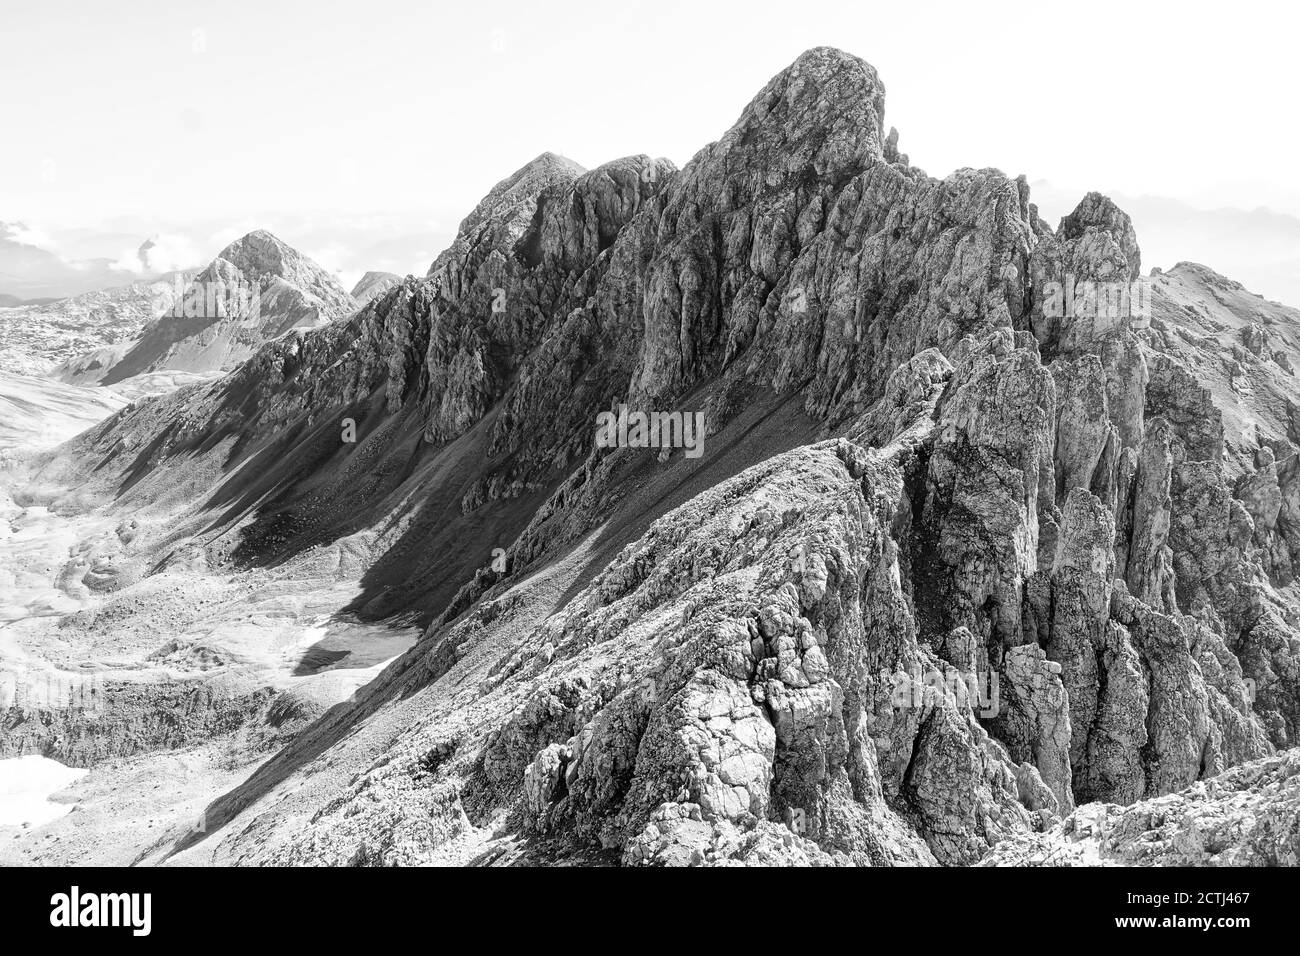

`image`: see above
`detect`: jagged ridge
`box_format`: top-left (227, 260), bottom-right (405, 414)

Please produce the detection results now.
top-left (16, 47), bottom-right (1300, 867)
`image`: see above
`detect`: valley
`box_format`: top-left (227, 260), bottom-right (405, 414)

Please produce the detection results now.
top-left (1, 46), bottom-right (1299, 868)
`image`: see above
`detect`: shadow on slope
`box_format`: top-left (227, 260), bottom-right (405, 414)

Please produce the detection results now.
top-left (163, 385), bottom-right (819, 861)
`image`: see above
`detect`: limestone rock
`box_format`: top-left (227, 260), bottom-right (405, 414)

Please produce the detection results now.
top-left (918, 329), bottom-right (1056, 646)
top-left (13, 46), bottom-right (1298, 870)
top-left (351, 270), bottom-right (402, 304)
top-left (980, 749), bottom-right (1300, 866)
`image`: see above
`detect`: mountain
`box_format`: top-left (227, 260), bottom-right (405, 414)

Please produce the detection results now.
top-left (3, 48), bottom-right (1299, 867)
top-left (351, 271), bottom-right (403, 305)
top-left (980, 748), bottom-right (1300, 865)
top-left (0, 279), bottom-right (185, 378)
top-left (1028, 182), bottom-right (1300, 308)
top-left (53, 231), bottom-right (357, 387)
top-left (0, 294), bottom-right (60, 308)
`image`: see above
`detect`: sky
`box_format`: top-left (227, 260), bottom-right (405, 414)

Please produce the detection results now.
top-left (2, 0), bottom-right (1297, 301)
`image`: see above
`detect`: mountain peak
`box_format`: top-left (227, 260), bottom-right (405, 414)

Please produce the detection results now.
top-left (519, 151), bottom-right (586, 178)
top-left (1058, 192), bottom-right (1142, 279)
top-left (351, 270), bottom-right (402, 304)
top-left (707, 45), bottom-right (887, 185)
top-left (428, 152), bottom-right (589, 277)
top-left (213, 229), bottom-right (332, 288)
top-left (218, 228), bottom-right (293, 260)
top-left (13, 41), bottom-right (1300, 875)
top-left (458, 152), bottom-right (587, 234)
top-left (785, 44), bottom-right (876, 77)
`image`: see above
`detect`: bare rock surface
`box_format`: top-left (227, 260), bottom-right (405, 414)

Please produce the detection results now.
top-left (1, 279), bottom-right (187, 378)
top-left (351, 271), bottom-right (403, 305)
top-left (2, 47), bottom-right (1299, 867)
top-left (55, 232), bottom-right (357, 388)
top-left (979, 749), bottom-right (1300, 866)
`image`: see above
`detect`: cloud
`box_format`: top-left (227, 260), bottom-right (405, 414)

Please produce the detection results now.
top-left (109, 233), bottom-right (203, 274)
top-left (0, 221), bottom-right (60, 253)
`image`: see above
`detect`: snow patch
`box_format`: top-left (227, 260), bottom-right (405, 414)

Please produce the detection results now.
top-left (0, 755), bottom-right (87, 827)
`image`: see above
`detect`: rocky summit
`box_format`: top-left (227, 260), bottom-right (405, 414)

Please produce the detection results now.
top-left (86, 231), bottom-right (356, 386)
top-left (2, 46), bottom-right (1299, 868)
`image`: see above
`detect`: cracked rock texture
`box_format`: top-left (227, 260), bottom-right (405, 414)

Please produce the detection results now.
top-left (979, 749), bottom-right (1300, 866)
top-left (1, 280), bottom-right (192, 379)
top-left (10, 46), bottom-right (1300, 867)
top-left (351, 271), bottom-right (403, 305)
top-left (54, 231), bottom-right (357, 389)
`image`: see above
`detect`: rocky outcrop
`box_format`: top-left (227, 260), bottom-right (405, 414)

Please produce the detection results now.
top-left (0, 673), bottom-right (281, 767)
top-left (228, 440), bottom-right (1043, 866)
top-left (75, 231), bottom-right (357, 387)
top-left (1122, 417), bottom-right (1178, 611)
top-left (1027, 191), bottom-right (1143, 358)
top-left (0, 280), bottom-right (187, 378)
top-left (990, 642), bottom-right (1072, 813)
top-left (351, 271), bottom-right (402, 304)
top-left (980, 749), bottom-right (1300, 866)
top-left (1040, 490), bottom-right (1116, 802)
top-left (915, 330), bottom-right (1056, 645)
top-left (13, 46), bottom-right (1300, 868)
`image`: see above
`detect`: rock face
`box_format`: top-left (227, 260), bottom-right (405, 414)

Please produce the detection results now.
top-left (10, 47), bottom-right (1300, 867)
top-left (58, 231), bottom-right (357, 387)
top-left (0, 280), bottom-right (187, 378)
top-left (351, 271), bottom-right (402, 304)
top-left (979, 749), bottom-right (1300, 866)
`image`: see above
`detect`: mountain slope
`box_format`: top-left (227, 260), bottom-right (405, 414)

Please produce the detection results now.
top-left (351, 271), bottom-right (402, 304)
top-left (6, 47), bottom-right (1300, 867)
top-left (980, 748), bottom-right (1300, 866)
top-left (0, 371), bottom-right (127, 457)
top-left (0, 294), bottom-right (59, 308)
top-left (61, 231), bottom-right (358, 387)
top-left (0, 280), bottom-right (185, 378)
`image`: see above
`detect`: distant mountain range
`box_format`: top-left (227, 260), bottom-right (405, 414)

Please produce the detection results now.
top-left (1, 231), bottom-right (360, 391)
top-left (0, 293), bottom-right (60, 308)
top-left (0, 278), bottom-right (187, 378)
